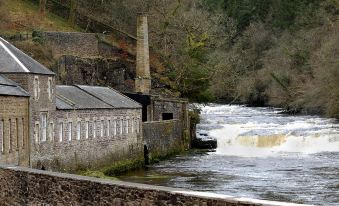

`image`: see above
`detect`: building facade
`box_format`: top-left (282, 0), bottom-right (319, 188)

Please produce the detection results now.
top-left (0, 37), bottom-right (143, 172)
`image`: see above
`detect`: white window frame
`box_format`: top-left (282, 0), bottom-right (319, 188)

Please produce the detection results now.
top-left (68, 122), bottom-right (72, 141)
top-left (125, 117), bottom-right (129, 134)
top-left (34, 122), bottom-right (40, 144)
top-left (107, 119), bottom-right (110, 137)
top-left (76, 121), bottom-right (81, 140)
top-left (48, 122), bottom-right (54, 142)
top-left (100, 120), bottom-right (104, 137)
top-left (93, 121), bottom-right (97, 138)
top-left (40, 113), bottom-right (47, 142)
top-left (113, 119), bottom-right (117, 136)
top-left (137, 118), bottom-right (140, 133)
top-left (48, 77), bottom-right (53, 101)
top-left (85, 121), bottom-right (89, 139)
top-left (120, 119), bottom-right (123, 135)
top-left (1, 120), bottom-right (4, 153)
top-left (59, 122), bottom-right (63, 142)
top-left (34, 76), bottom-right (39, 100)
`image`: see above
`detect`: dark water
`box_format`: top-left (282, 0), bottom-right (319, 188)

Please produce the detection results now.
top-left (119, 105), bottom-right (339, 205)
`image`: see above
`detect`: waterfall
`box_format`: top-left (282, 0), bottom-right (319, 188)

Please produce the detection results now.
top-left (198, 104), bottom-right (339, 157)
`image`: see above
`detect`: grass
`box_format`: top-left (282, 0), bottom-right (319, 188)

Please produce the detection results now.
top-left (0, 0), bottom-right (81, 36)
top-left (78, 159), bottom-right (144, 180)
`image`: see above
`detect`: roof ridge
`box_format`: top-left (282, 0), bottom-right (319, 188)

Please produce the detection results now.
top-left (73, 85), bottom-right (115, 108)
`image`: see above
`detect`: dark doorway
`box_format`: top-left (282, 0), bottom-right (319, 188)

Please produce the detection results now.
top-left (144, 145), bottom-right (149, 165)
top-left (162, 113), bottom-right (174, 120)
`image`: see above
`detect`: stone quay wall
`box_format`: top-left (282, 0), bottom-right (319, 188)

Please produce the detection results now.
top-left (0, 165), bottom-right (309, 206)
top-left (143, 120), bottom-right (186, 161)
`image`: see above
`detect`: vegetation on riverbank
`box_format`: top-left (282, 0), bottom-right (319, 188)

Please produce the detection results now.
top-left (78, 159), bottom-right (144, 179)
top-left (83, 0), bottom-right (337, 118)
top-left (1, 0), bottom-right (338, 118)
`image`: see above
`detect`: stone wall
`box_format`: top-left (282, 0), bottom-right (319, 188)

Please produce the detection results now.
top-left (4, 73), bottom-right (56, 169)
top-left (143, 120), bottom-right (185, 161)
top-left (0, 165), bottom-right (307, 206)
top-left (32, 108), bottom-right (143, 172)
top-left (43, 32), bottom-right (135, 58)
top-left (0, 96), bottom-right (29, 167)
top-left (55, 55), bottom-right (136, 92)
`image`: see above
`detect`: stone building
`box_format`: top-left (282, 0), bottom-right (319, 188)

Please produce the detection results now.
top-left (0, 13), bottom-right (190, 172)
top-left (0, 75), bottom-right (29, 166)
top-left (0, 37), bottom-right (143, 171)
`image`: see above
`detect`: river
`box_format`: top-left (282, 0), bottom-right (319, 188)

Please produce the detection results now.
top-left (119, 104), bottom-right (339, 205)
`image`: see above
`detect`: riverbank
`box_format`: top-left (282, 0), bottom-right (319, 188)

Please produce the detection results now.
top-left (117, 104), bottom-right (339, 206)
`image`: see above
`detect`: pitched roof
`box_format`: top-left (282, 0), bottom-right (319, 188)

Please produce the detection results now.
top-left (0, 74), bottom-right (29, 97)
top-left (76, 85), bottom-right (141, 109)
top-left (55, 85), bottom-right (141, 110)
top-left (0, 37), bottom-right (55, 75)
top-left (56, 85), bottom-right (112, 110)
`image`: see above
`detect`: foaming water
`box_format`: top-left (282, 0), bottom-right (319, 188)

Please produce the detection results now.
top-left (201, 104), bottom-right (339, 157)
top-left (120, 104), bottom-right (339, 205)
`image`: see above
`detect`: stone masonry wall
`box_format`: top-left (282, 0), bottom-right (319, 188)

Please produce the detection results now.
top-left (55, 55), bottom-right (136, 92)
top-left (143, 120), bottom-right (185, 161)
top-left (43, 32), bottom-right (135, 59)
top-left (4, 74), bottom-right (56, 169)
top-left (0, 96), bottom-right (29, 167)
top-left (0, 165), bottom-right (307, 206)
top-left (32, 108), bottom-right (143, 172)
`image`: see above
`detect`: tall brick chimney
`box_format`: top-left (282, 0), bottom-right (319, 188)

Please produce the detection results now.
top-left (135, 13), bottom-right (151, 94)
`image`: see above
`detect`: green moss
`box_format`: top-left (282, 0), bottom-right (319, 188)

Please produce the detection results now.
top-left (103, 159), bottom-right (144, 177)
top-left (78, 158), bottom-right (144, 179)
top-left (79, 170), bottom-right (119, 181)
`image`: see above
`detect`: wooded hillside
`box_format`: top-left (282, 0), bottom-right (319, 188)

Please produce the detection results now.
top-left (1, 0), bottom-right (338, 118)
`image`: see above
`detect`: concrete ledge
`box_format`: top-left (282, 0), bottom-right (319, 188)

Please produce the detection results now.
top-left (0, 165), bottom-right (314, 206)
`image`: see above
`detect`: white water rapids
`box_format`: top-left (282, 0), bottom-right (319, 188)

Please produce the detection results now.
top-left (120, 104), bottom-right (339, 205)
top-left (201, 105), bottom-right (339, 157)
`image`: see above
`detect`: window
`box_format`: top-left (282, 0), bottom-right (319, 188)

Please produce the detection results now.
top-left (22, 118), bottom-right (25, 148)
top-left (48, 77), bottom-right (53, 100)
top-left (85, 121), bottom-right (89, 139)
top-left (34, 122), bottom-right (39, 143)
top-left (162, 113), bottom-right (174, 120)
top-left (48, 122), bottom-right (54, 142)
top-left (16, 118), bottom-right (19, 149)
top-left (0, 120), bottom-right (4, 153)
top-left (93, 121), bottom-right (97, 138)
top-left (125, 118), bottom-right (129, 134)
top-left (59, 123), bottom-right (63, 142)
top-left (131, 119), bottom-right (135, 133)
top-left (136, 118), bottom-right (140, 133)
top-left (9, 120), bottom-right (12, 151)
top-left (40, 113), bottom-right (47, 142)
top-left (120, 119), bottom-right (123, 135)
top-left (34, 76), bottom-right (39, 100)
top-left (113, 119), bottom-right (117, 136)
top-left (77, 121), bottom-right (81, 140)
top-left (68, 122), bottom-right (72, 141)
top-left (107, 120), bottom-right (110, 137)
top-left (100, 120), bottom-right (104, 137)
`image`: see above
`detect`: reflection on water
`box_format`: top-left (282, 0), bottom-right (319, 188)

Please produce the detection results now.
top-left (119, 104), bottom-right (339, 205)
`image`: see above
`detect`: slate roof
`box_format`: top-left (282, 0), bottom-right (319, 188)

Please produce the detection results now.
top-left (0, 37), bottom-right (55, 75)
top-left (56, 85), bottom-right (141, 110)
top-left (0, 74), bottom-right (29, 97)
top-left (77, 85), bottom-right (141, 109)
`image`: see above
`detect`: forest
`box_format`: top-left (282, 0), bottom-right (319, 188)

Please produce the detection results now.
top-left (1, 0), bottom-right (339, 118)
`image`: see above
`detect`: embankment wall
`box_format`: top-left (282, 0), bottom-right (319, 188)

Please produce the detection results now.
top-left (143, 120), bottom-right (186, 162)
top-left (0, 165), bottom-right (306, 206)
